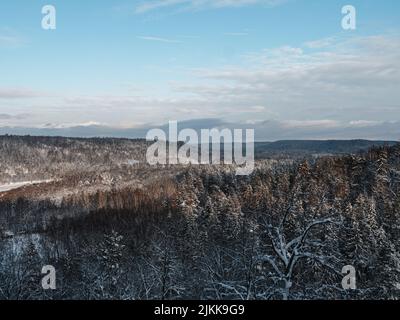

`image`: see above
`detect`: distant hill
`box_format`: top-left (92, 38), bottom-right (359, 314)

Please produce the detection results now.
top-left (255, 139), bottom-right (398, 158)
top-left (1, 135), bottom-right (397, 165)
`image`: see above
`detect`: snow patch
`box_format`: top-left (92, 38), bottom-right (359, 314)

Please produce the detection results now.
top-left (0, 179), bottom-right (53, 193)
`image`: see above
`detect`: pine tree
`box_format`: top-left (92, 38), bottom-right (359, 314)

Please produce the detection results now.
top-left (98, 230), bottom-right (126, 298)
top-left (20, 241), bottom-right (41, 299)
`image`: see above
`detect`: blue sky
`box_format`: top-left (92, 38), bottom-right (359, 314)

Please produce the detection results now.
top-left (1, 0), bottom-right (400, 139)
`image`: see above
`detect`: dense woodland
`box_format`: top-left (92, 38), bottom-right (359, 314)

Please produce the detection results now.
top-left (0, 137), bottom-right (399, 300)
top-left (0, 135), bottom-right (150, 183)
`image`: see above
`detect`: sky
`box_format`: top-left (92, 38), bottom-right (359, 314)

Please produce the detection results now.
top-left (0, 0), bottom-right (400, 140)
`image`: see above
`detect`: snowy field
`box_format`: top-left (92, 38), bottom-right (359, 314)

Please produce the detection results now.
top-left (0, 180), bottom-right (52, 193)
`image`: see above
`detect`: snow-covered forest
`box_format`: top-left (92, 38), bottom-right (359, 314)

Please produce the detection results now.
top-left (0, 136), bottom-right (399, 300)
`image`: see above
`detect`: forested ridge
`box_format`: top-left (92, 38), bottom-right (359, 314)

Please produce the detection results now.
top-left (0, 135), bottom-right (149, 183)
top-left (0, 139), bottom-right (399, 300)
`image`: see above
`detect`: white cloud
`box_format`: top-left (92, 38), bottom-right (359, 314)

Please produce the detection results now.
top-left (224, 32), bottom-right (249, 36)
top-left (3, 118), bottom-right (399, 141)
top-left (0, 35), bottom-right (19, 46)
top-left (0, 113), bottom-right (31, 120)
top-left (349, 120), bottom-right (382, 127)
top-left (0, 87), bottom-right (43, 99)
top-left (0, 28), bottom-right (26, 48)
top-left (249, 105), bottom-right (266, 112)
top-left (2, 35), bottom-right (400, 140)
top-left (135, 0), bottom-right (187, 14)
top-left (137, 36), bottom-right (181, 43)
top-left (187, 35), bottom-right (400, 123)
top-left (135, 0), bottom-right (287, 14)
top-left (40, 121), bottom-right (103, 129)
top-left (282, 120), bottom-right (339, 129)
top-left (304, 37), bottom-right (336, 49)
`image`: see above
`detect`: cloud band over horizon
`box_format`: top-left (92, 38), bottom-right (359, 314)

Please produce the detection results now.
top-left (1, 1), bottom-right (399, 140)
